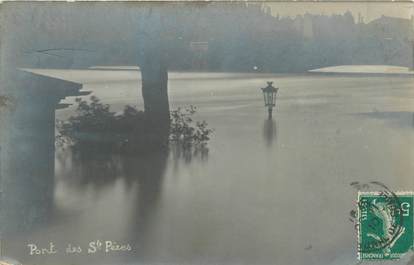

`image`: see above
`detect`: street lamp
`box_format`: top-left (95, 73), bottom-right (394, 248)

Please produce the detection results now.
top-left (261, 81), bottom-right (278, 119)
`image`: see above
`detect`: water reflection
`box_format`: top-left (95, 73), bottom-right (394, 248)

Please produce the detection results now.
top-left (263, 119), bottom-right (277, 147)
top-left (55, 148), bottom-right (169, 262)
top-left (122, 152), bottom-right (168, 261)
top-left (1, 117), bottom-right (56, 237)
top-left (355, 111), bottom-right (414, 130)
top-left (69, 152), bottom-right (123, 188)
top-left (57, 148), bottom-right (168, 216)
top-left (0, 172), bottom-right (54, 236)
top-left (170, 145), bottom-right (209, 164)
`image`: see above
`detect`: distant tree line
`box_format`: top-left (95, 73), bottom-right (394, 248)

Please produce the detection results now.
top-left (131, 3), bottom-right (413, 73)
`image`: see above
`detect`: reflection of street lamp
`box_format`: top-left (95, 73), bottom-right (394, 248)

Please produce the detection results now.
top-left (261, 81), bottom-right (278, 119)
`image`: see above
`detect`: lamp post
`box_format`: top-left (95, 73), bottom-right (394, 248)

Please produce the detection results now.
top-left (261, 81), bottom-right (278, 119)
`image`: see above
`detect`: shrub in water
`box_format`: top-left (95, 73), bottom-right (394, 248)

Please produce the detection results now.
top-left (56, 96), bottom-right (213, 154)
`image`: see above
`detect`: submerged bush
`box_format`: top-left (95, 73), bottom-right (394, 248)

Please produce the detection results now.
top-left (0, 95), bottom-right (14, 113)
top-left (169, 105), bottom-right (214, 149)
top-left (56, 96), bottom-right (213, 154)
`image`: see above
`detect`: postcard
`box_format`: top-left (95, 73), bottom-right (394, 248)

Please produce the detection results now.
top-left (0, 1), bottom-right (413, 264)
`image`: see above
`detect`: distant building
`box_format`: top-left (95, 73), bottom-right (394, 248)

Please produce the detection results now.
top-left (190, 41), bottom-right (208, 52)
top-left (292, 14), bottom-right (314, 39)
top-left (368, 15), bottom-right (412, 38)
top-left (357, 13), bottom-right (364, 24)
top-left (367, 16), bottom-right (414, 68)
top-left (190, 41), bottom-right (208, 70)
top-left (303, 14), bottom-right (314, 39)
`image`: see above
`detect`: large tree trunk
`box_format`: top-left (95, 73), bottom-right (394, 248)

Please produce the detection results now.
top-left (138, 8), bottom-right (171, 148)
top-left (140, 59), bottom-right (169, 122)
top-left (140, 59), bottom-right (170, 150)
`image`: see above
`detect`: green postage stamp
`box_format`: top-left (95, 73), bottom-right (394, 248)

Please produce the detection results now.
top-left (358, 191), bottom-right (414, 260)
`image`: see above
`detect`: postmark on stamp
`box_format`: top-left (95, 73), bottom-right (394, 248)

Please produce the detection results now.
top-left (357, 188), bottom-right (413, 260)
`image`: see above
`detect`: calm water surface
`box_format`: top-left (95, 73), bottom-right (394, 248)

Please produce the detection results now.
top-left (6, 73), bottom-right (414, 265)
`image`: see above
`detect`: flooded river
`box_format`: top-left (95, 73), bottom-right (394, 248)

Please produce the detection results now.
top-left (3, 72), bottom-right (414, 265)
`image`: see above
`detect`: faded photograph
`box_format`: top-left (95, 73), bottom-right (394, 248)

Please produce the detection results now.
top-left (0, 1), bottom-right (413, 265)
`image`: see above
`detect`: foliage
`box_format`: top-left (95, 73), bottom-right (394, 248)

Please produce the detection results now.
top-left (56, 96), bottom-right (213, 154)
top-left (169, 105), bottom-right (214, 149)
top-left (0, 95), bottom-right (9, 108)
top-left (0, 95), bottom-right (14, 113)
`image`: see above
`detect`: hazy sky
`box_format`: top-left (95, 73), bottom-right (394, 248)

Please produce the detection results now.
top-left (265, 2), bottom-right (413, 22)
top-left (0, 1), bottom-right (410, 23)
